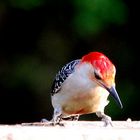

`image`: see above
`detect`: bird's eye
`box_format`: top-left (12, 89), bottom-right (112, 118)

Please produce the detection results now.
top-left (94, 72), bottom-right (102, 80)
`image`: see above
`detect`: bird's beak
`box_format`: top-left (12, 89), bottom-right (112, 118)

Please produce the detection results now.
top-left (107, 86), bottom-right (123, 109)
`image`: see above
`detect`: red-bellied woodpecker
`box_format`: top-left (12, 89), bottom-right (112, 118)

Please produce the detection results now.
top-left (50, 52), bottom-right (123, 126)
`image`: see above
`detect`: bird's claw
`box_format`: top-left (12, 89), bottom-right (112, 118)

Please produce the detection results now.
top-left (40, 118), bottom-right (64, 126)
top-left (102, 116), bottom-right (113, 127)
top-left (49, 121), bottom-right (64, 126)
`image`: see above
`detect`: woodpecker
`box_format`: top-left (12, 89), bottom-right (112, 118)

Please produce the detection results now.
top-left (50, 52), bottom-right (123, 126)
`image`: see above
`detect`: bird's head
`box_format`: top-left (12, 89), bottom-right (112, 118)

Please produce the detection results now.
top-left (81, 52), bottom-right (123, 108)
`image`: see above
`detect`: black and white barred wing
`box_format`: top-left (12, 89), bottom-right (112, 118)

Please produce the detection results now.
top-left (51, 59), bottom-right (80, 95)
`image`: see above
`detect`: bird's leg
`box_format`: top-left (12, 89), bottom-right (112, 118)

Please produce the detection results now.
top-left (51, 107), bottom-right (63, 126)
top-left (96, 111), bottom-right (113, 127)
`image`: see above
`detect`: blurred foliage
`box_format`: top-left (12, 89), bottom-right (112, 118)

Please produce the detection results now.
top-left (73, 0), bottom-right (127, 35)
top-left (0, 0), bottom-right (138, 124)
top-left (7, 0), bottom-right (45, 10)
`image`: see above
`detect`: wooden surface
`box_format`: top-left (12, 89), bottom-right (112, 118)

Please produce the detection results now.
top-left (0, 120), bottom-right (140, 140)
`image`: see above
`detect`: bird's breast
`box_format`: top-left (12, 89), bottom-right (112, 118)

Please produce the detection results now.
top-left (61, 87), bottom-right (109, 115)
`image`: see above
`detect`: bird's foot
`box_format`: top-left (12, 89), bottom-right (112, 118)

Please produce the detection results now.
top-left (101, 115), bottom-right (113, 127)
top-left (41, 118), bottom-right (64, 126)
top-left (96, 111), bottom-right (113, 127)
top-left (50, 119), bottom-right (64, 126)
